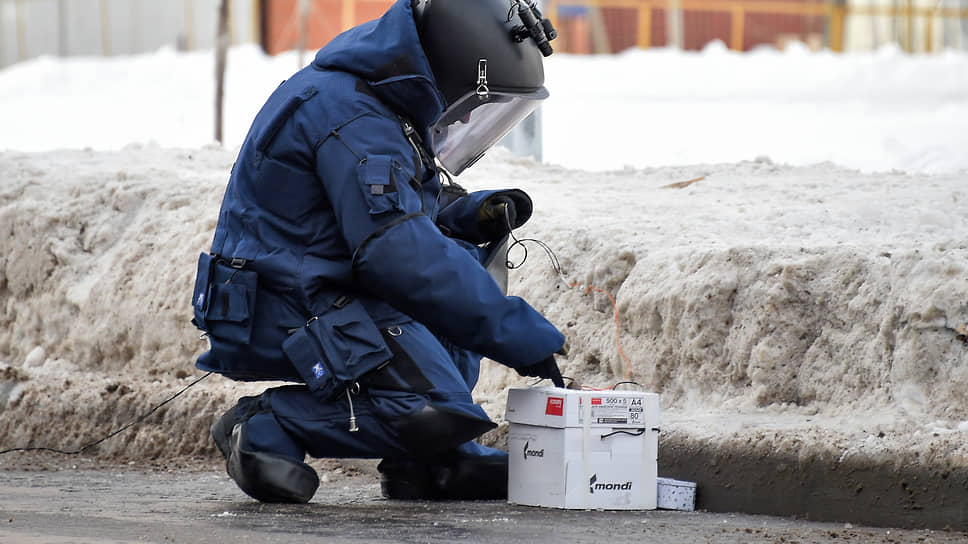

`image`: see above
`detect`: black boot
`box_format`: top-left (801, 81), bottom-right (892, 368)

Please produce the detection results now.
top-left (210, 396), bottom-right (261, 461)
top-left (432, 452), bottom-right (508, 500)
top-left (211, 399), bottom-right (319, 503)
top-left (210, 407), bottom-right (236, 461)
top-left (377, 458), bottom-right (436, 500)
top-left (378, 452), bottom-right (508, 501)
top-left (225, 423), bottom-right (319, 503)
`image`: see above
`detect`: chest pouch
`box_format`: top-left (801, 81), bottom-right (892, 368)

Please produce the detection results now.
top-left (282, 297), bottom-right (393, 402)
top-left (191, 253), bottom-right (258, 344)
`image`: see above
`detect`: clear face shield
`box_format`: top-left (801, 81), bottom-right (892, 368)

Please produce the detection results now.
top-left (430, 87), bottom-right (549, 175)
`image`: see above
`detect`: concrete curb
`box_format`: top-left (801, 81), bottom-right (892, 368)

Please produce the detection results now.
top-left (659, 435), bottom-right (968, 531)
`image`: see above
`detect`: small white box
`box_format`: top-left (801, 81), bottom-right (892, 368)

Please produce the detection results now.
top-left (657, 477), bottom-right (697, 511)
top-left (505, 387), bottom-right (660, 510)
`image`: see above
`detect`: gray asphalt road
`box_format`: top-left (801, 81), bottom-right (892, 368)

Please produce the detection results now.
top-left (0, 468), bottom-right (963, 544)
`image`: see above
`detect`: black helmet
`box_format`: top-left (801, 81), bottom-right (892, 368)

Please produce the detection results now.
top-left (413, 0), bottom-right (558, 175)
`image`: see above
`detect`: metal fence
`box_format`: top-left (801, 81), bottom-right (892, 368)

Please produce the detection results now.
top-left (3, 0), bottom-right (967, 69)
top-left (254, 0), bottom-right (968, 55)
top-left (0, 0), bottom-right (257, 68)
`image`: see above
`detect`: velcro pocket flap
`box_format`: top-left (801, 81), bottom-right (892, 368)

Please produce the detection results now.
top-left (311, 299), bottom-right (392, 382)
top-left (207, 282), bottom-right (251, 322)
top-left (364, 155), bottom-right (396, 196)
top-left (360, 155), bottom-right (407, 215)
top-left (282, 327), bottom-right (338, 399)
top-left (197, 260), bottom-right (258, 345)
top-left (282, 299), bottom-right (392, 402)
top-left (191, 253), bottom-right (215, 330)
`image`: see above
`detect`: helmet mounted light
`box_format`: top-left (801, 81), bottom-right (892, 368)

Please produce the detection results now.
top-left (508, 0), bottom-right (558, 57)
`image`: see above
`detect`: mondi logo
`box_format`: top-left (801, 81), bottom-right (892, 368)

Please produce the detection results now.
top-left (522, 441), bottom-right (544, 460)
top-left (588, 474), bottom-right (633, 493)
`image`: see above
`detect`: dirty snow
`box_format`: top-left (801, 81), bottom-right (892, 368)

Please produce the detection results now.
top-left (0, 145), bottom-right (966, 471)
top-left (0, 45), bottom-right (966, 470)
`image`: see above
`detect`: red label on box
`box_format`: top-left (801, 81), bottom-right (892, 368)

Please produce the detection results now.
top-left (591, 397), bottom-right (603, 405)
top-left (545, 397), bottom-right (564, 416)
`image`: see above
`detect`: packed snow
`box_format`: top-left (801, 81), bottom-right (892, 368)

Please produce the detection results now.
top-left (0, 44), bottom-right (966, 478)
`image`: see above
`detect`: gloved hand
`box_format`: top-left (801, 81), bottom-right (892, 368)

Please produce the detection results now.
top-left (475, 189), bottom-right (533, 242)
top-left (438, 182), bottom-right (469, 209)
top-left (515, 355), bottom-right (565, 388)
top-left (477, 195), bottom-right (517, 241)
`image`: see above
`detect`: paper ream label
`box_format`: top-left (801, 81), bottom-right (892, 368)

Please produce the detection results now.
top-left (545, 397), bottom-right (564, 416)
top-left (591, 396), bottom-right (631, 424)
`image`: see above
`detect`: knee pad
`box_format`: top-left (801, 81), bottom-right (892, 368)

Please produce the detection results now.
top-left (226, 423), bottom-right (319, 503)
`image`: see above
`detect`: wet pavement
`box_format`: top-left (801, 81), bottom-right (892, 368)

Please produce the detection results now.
top-left (0, 467), bottom-right (965, 544)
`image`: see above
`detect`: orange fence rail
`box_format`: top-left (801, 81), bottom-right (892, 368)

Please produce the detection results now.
top-left (262, 0), bottom-right (394, 55)
top-left (259, 0), bottom-right (968, 55)
top-left (4, 0), bottom-right (967, 68)
top-left (543, 0), bottom-right (968, 53)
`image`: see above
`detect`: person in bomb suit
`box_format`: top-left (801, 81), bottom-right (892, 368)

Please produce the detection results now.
top-left (190, 0), bottom-right (565, 502)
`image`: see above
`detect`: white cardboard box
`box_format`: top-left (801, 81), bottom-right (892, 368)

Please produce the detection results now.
top-left (505, 387), bottom-right (660, 510)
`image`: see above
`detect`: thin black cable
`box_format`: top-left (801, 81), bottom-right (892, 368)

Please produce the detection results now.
top-left (502, 205), bottom-right (568, 285)
top-left (600, 428), bottom-right (646, 440)
top-left (432, 165), bottom-right (457, 217)
top-left (506, 0), bottom-right (520, 22)
top-left (501, 208), bottom-right (641, 389)
top-left (526, 375), bottom-right (579, 388)
top-left (0, 371), bottom-right (213, 456)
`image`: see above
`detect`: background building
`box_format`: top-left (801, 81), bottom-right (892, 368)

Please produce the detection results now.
top-left (3, 0), bottom-right (966, 70)
top-left (0, 0), bottom-right (256, 68)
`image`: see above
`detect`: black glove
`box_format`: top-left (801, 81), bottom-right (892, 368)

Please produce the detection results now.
top-left (515, 355), bottom-right (565, 388)
top-left (477, 195), bottom-right (517, 241)
top-left (476, 189), bottom-right (533, 242)
top-left (438, 182), bottom-right (469, 209)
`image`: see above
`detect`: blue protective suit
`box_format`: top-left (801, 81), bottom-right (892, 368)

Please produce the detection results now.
top-left (194, 0), bottom-right (564, 462)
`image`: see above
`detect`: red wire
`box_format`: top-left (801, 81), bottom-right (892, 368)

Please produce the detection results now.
top-left (569, 281), bottom-right (634, 384)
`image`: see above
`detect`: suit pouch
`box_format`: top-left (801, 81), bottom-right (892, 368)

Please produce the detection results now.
top-left (190, 252), bottom-right (258, 344)
top-left (282, 297), bottom-right (393, 402)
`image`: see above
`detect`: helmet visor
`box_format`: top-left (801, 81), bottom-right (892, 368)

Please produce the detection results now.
top-left (431, 88), bottom-right (549, 175)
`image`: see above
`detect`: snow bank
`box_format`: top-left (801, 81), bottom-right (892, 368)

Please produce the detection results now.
top-left (0, 146), bottom-right (254, 459)
top-left (0, 146), bottom-right (966, 465)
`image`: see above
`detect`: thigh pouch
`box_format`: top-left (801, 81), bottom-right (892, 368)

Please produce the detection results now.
top-left (281, 296), bottom-right (393, 403)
